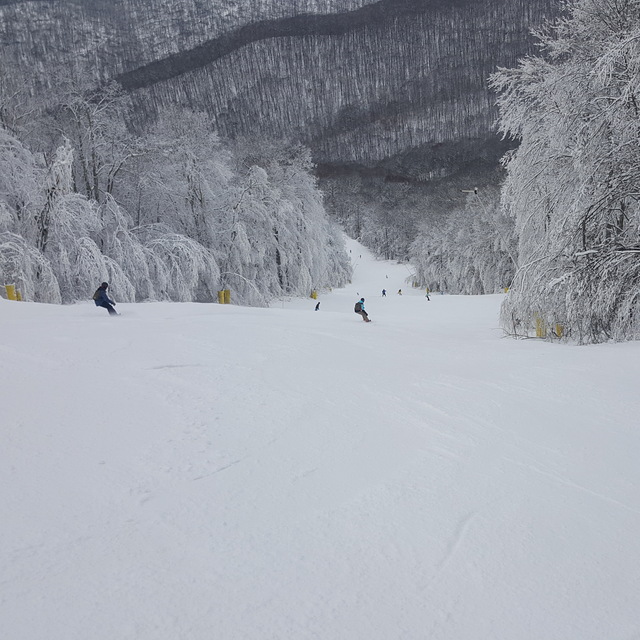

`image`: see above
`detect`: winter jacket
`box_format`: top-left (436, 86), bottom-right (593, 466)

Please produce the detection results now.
top-left (94, 286), bottom-right (114, 306)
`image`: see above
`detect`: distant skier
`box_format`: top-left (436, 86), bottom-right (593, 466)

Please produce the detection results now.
top-left (425, 287), bottom-right (430, 301)
top-left (354, 298), bottom-right (371, 322)
top-left (315, 302), bottom-right (320, 311)
top-left (93, 282), bottom-right (117, 316)
top-left (397, 289), bottom-right (402, 295)
top-left (382, 289), bottom-right (386, 297)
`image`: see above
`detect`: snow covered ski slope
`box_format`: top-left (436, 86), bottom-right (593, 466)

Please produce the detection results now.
top-left (2, 237), bottom-right (640, 639)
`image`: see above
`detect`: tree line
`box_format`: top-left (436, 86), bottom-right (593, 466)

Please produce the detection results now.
top-left (491, 0), bottom-right (640, 343)
top-left (0, 77), bottom-right (351, 305)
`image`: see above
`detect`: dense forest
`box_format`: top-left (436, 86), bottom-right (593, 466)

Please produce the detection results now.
top-left (0, 0), bottom-right (557, 166)
top-left (0, 82), bottom-right (351, 304)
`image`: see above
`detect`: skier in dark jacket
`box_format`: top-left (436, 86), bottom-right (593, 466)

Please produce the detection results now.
top-left (354, 298), bottom-right (371, 322)
top-left (93, 282), bottom-right (117, 315)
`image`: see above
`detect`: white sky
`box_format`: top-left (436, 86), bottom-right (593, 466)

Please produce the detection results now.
top-left (2, 237), bottom-right (640, 639)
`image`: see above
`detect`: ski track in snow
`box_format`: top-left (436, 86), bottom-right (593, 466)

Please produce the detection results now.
top-left (505, 458), bottom-right (640, 517)
top-left (2, 236), bottom-right (640, 639)
top-left (434, 510), bottom-right (478, 577)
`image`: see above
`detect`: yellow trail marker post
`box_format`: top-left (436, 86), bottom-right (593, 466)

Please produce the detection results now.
top-left (535, 315), bottom-right (547, 338)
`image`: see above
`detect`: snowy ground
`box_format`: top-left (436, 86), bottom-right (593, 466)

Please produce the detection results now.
top-left (2, 237), bottom-right (640, 640)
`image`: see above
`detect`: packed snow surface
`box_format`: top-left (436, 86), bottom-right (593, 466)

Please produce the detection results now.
top-left (2, 238), bottom-right (640, 640)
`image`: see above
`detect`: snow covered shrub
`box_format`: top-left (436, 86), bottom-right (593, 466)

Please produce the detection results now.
top-left (492, 0), bottom-right (640, 342)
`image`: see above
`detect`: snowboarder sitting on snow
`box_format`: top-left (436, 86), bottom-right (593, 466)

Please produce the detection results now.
top-left (93, 282), bottom-right (117, 316)
top-left (354, 298), bottom-right (371, 322)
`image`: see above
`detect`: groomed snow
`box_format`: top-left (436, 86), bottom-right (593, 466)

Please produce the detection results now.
top-left (2, 237), bottom-right (640, 640)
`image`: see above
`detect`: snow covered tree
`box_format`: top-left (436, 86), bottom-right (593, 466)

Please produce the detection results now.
top-left (259, 144), bottom-right (351, 296)
top-left (492, 0), bottom-right (640, 342)
top-left (0, 93), bottom-right (350, 306)
top-left (0, 128), bottom-right (60, 301)
top-left (34, 139), bottom-right (111, 302)
top-left (0, 126), bottom-right (44, 217)
top-left (214, 139), bottom-right (350, 304)
top-left (410, 186), bottom-right (516, 294)
top-left (0, 70), bottom-right (37, 138)
top-left (131, 109), bottom-right (232, 239)
top-left (52, 77), bottom-right (140, 205)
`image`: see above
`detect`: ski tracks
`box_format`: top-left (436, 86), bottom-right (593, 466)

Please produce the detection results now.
top-left (505, 457), bottom-right (640, 517)
top-left (433, 510), bottom-right (477, 577)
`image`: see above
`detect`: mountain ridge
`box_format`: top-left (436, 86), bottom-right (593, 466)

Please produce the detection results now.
top-left (0, 0), bottom-right (560, 179)
top-left (116, 0), bottom-right (469, 90)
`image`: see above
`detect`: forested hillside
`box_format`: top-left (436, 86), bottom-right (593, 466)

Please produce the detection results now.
top-left (0, 0), bottom-right (559, 305)
top-left (0, 0), bottom-right (557, 169)
top-left (14, 0), bottom-right (640, 344)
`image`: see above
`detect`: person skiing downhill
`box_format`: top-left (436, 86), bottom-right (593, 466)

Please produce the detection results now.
top-left (354, 298), bottom-right (371, 322)
top-left (93, 282), bottom-right (117, 316)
